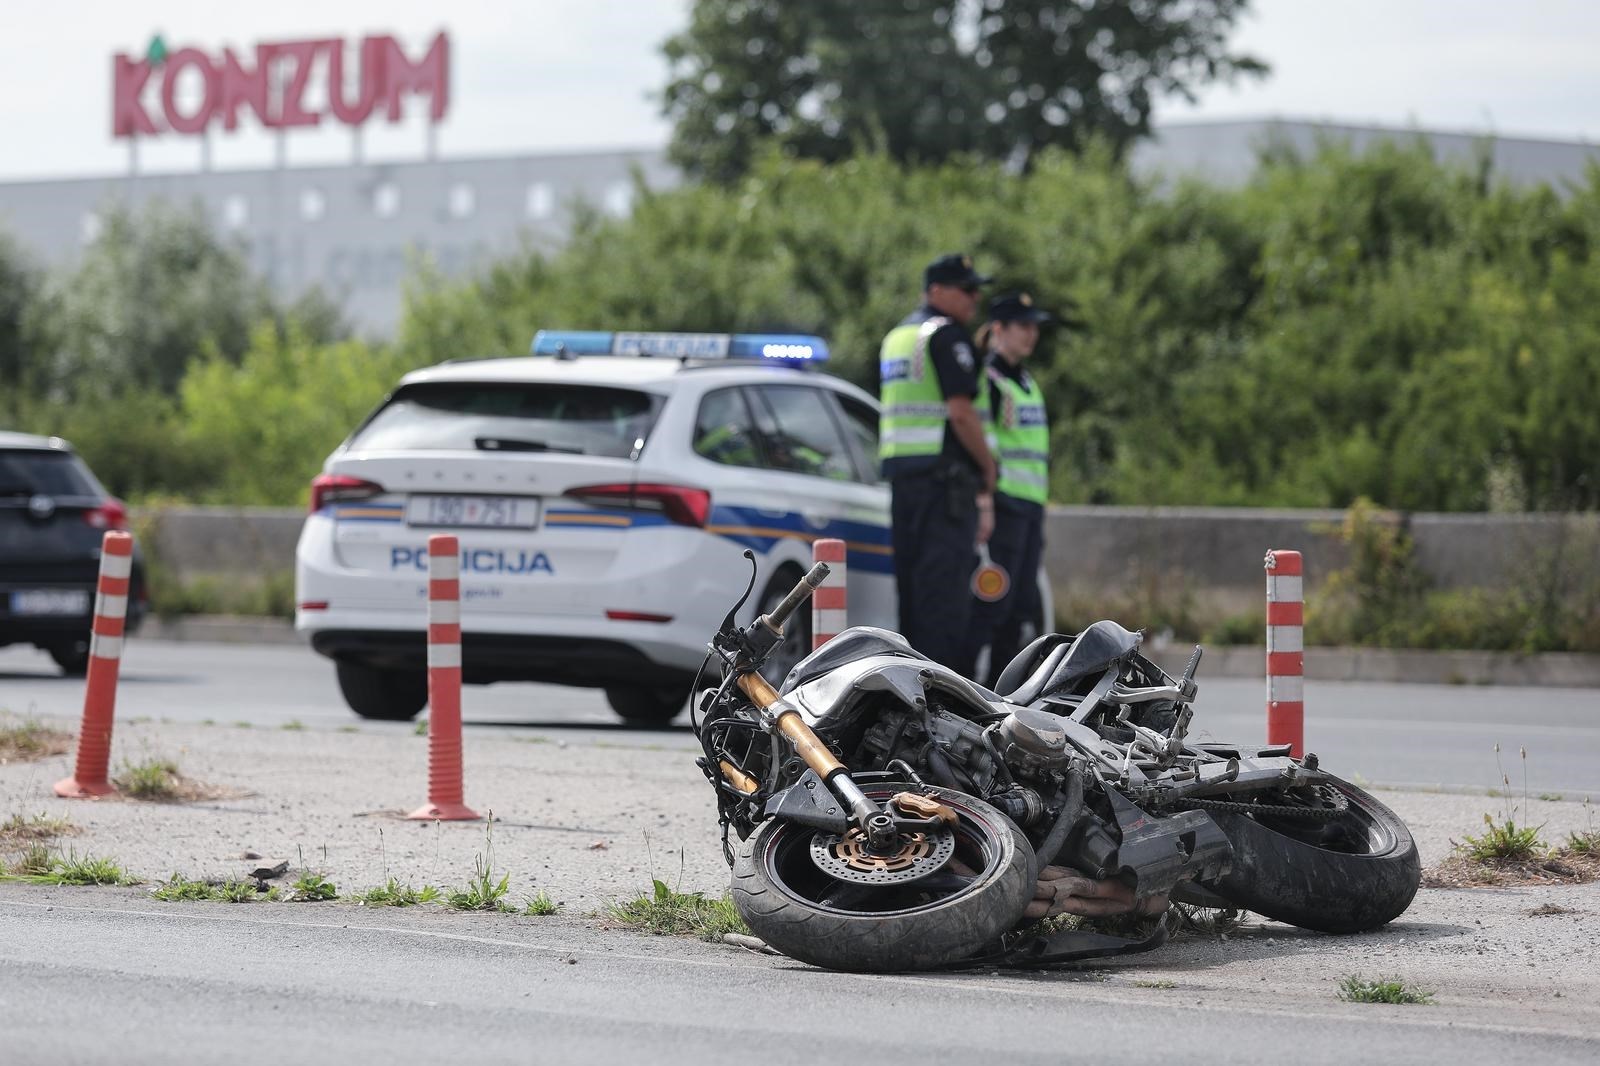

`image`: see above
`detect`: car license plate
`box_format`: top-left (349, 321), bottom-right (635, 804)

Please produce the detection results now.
top-left (405, 495), bottom-right (539, 529)
top-left (10, 589), bottom-right (92, 616)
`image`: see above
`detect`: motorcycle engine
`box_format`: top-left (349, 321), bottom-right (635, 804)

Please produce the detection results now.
top-left (850, 699), bottom-right (1074, 828)
top-left (996, 707), bottom-right (1076, 775)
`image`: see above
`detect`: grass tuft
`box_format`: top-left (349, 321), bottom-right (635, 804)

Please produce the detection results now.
top-left (1, 812), bottom-right (76, 846)
top-left (1337, 975), bottom-right (1434, 1005)
top-left (290, 871), bottom-right (338, 901)
top-left (0, 717), bottom-right (73, 762)
top-left (523, 891), bottom-right (559, 916)
top-left (355, 879), bottom-right (441, 907)
top-left (5, 849), bottom-right (136, 886)
top-left (280, 720), bottom-right (305, 732)
top-left (446, 854), bottom-right (512, 911)
top-left (605, 879), bottom-right (749, 941)
top-left (150, 875), bottom-right (263, 902)
top-left (151, 875), bottom-right (223, 902)
top-left (10, 842), bottom-right (56, 876)
top-left (113, 757), bottom-right (183, 800)
top-left (1170, 904), bottom-right (1245, 937)
top-left (1463, 813), bottom-right (1546, 862)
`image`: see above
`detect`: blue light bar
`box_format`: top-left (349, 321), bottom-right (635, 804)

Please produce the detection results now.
top-left (531, 330), bottom-right (829, 363)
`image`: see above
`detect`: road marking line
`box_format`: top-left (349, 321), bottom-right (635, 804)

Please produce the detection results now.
top-left (0, 897), bottom-right (1591, 1042)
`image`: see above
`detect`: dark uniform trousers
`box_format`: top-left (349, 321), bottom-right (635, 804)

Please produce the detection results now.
top-left (968, 498), bottom-right (1045, 689)
top-left (891, 467), bottom-right (978, 676)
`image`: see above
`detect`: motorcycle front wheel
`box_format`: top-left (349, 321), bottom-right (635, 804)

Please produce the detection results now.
top-left (731, 783), bottom-right (1034, 972)
top-left (1195, 772), bottom-right (1420, 934)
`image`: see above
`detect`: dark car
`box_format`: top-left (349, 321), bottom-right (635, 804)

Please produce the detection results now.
top-left (0, 432), bottom-right (146, 674)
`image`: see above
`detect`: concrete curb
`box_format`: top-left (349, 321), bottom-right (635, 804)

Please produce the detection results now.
top-left (1146, 644), bottom-right (1600, 689)
top-left (130, 615), bottom-right (1600, 687)
top-left (135, 615), bottom-right (304, 646)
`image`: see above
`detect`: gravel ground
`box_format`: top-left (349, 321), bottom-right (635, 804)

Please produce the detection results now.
top-left (3, 712), bottom-right (1597, 1031)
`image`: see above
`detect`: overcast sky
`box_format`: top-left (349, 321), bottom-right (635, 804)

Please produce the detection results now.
top-left (1, 0), bottom-right (1596, 182)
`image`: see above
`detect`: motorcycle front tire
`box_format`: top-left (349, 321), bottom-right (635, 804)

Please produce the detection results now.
top-left (1197, 772), bottom-right (1421, 934)
top-left (732, 784), bottom-right (1034, 973)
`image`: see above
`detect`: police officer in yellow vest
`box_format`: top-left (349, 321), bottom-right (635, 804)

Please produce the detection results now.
top-left (968, 291), bottom-right (1053, 688)
top-left (879, 253), bottom-right (998, 673)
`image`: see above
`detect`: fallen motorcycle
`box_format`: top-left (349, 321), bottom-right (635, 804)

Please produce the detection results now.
top-left (692, 555), bottom-right (1420, 972)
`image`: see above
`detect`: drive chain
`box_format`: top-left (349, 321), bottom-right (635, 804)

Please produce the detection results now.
top-left (1169, 786), bottom-right (1349, 822)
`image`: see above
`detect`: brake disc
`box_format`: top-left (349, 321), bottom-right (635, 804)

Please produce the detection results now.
top-left (808, 827), bottom-right (956, 886)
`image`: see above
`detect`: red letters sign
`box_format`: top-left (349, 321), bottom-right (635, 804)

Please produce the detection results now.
top-left (112, 32), bottom-right (450, 138)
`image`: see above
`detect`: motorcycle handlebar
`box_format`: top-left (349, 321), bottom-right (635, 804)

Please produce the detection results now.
top-left (762, 561), bottom-right (831, 633)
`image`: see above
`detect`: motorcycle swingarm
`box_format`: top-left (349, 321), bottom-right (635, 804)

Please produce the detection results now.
top-left (1105, 791), bottom-right (1233, 899)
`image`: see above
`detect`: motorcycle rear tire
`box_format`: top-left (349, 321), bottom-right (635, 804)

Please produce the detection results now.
top-left (732, 784), bottom-right (1034, 972)
top-left (1198, 772), bottom-right (1420, 934)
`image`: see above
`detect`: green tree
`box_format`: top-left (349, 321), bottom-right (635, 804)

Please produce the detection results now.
top-left (26, 201), bottom-right (334, 399)
top-left (660, 0), bottom-right (1266, 182)
top-left (0, 231), bottom-right (42, 419)
top-left (179, 326), bottom-right (413, 505)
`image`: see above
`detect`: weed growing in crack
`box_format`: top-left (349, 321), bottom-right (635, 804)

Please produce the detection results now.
top-left (445, 822), bottom-right (511, 911)
top-left (606, 879), bottom-right (748, 940)
top-left (1337, 975), bottom-right (1434, 1005)
top-left (0, 716), bottom-right (72, 761)
top-left (150, 875), bottom-right (264, 903)
top-left (6, 850), bottom-right (135, 886)
top-left (356, 879), bottom-right (442, 907)
top-left (113, 757), bottom-right (182, 800)
top-left (0, 812), bottom-right (75, 845)
top-left (1464, 745), bottom-right (1547, 861)
top-left (291, 872), bottom-right (338, 901)
top-left (523, 891), bottom-right (559, 916)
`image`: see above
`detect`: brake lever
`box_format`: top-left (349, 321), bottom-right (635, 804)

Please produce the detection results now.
top-left (716, 551), bottom-right (760, 638)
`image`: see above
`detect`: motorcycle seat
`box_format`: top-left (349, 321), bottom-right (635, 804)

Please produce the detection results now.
top-left (994, 621), bottom-right (1144, 705)
top-left (994, 634), bottom-right (1074, 703)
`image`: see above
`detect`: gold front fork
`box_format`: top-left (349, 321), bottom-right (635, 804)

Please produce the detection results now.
top-left (736, 672), bottom-right (843, 777)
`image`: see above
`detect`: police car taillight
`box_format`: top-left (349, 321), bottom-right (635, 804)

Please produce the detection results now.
top-left (565, 483), bottom-right (711, 528)
top-left (310, 473), bottom-right (385, 514)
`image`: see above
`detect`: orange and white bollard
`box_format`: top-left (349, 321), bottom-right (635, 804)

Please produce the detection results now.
top-left (408, 534), bottom-right (480, 821)
top-left (812, 539), bottom-right (848, 650)
top-left (1265, 548), bottom-right (1305, 757)
top-left (55, 531), bottom-right (135, 799)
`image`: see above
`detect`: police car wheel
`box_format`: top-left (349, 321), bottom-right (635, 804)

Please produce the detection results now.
top-left (335, 660), bottom-right (428, 721)
top-left (605, 686), bottom-right (685, 726)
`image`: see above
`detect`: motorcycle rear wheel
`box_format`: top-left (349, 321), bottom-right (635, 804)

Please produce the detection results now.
top-left (732, 783), bottom-right (1034, 972)
top-left (1196, 772), bottom-right (1420, 934)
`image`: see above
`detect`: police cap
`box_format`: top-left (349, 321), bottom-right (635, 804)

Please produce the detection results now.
top-left (988, 291), bottom-right (1053, 324)
top-left (924, 253), bottom-right (993, 290)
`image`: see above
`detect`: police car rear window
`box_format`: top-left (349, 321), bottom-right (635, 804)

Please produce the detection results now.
top-left (349, 383), bottom-right (663, 459)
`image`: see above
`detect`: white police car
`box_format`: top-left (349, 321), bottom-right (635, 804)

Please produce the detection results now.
top-left (295, 331), bottom-right (1049, 724)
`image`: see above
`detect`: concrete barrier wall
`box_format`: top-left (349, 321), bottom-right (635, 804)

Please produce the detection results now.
top-left (1041, 506), bottom-right (1599, 617)
top-left (135, 504), bottom-right (1599, 609)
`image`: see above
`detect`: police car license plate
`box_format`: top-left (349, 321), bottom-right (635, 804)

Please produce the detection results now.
top-left (405, 495), bottom-right (539, 529)
top-left (10, 589), bottom-right (92, 616)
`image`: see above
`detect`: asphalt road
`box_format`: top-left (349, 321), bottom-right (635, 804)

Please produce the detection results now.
top-left (2, 639), bottom-right (1597, 794)
top-left (2, 887), bottom-right (1596, 1066)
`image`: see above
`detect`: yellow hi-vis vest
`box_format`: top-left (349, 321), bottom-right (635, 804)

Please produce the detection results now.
top-left (878, 316), bottom-right (952, 464)
top-left (980, 363), bottom-right (1049, 505)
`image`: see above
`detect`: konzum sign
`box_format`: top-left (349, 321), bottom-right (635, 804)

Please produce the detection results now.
top-left (113, 32), bottom-right (450, 138)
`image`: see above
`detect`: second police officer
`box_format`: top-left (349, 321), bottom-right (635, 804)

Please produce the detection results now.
top-left (879, 253), bottom-right (997, 674)
top-left (969, 292), bottom-right (1053, 688)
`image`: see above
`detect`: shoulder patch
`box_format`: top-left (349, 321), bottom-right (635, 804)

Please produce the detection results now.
top-left (953, 342), bottom-right (974, 373)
